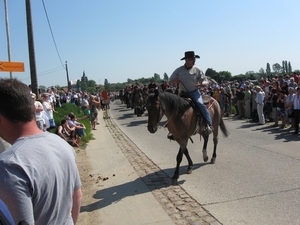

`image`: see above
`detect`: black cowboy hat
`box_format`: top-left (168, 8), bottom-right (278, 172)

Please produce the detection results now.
top-left (180, 51), bottom-right (200, 60)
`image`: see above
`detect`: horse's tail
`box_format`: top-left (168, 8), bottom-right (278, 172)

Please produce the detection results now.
top-left (219, 117), bottom-right (229, 137)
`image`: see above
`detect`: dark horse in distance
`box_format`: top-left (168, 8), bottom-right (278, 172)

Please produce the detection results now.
top-left (132, 89), bottom-right (144, 116)
top-left (146, 89), bottom-right (229, 184)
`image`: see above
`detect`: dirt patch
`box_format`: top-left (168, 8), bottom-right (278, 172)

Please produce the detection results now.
top-left (76, 148), bottom-right (102, 225)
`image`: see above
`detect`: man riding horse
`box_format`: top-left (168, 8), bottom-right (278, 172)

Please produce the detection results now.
top-left (169, 51), bottom-right (213, 135)
top-left (131, 82), bottom-right (140, 108)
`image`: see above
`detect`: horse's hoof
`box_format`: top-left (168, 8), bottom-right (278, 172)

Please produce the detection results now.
top-left (203, 156), bottom-right (209, 162)
top-left (210, 158), bottom-right (216, 164)
top-left (187, 168), bottom-right (193, 174)
top-left (171, 179), bottom-right (178, 185)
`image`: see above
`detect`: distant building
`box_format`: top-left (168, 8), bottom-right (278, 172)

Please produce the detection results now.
top-left (81, 71), bottom-right (88, 84)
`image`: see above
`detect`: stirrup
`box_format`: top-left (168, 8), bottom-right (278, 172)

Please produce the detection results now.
top-left (206, 125), bottom-right (213, 134)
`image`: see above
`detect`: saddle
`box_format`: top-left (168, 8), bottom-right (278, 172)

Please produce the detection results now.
top-left (180, 92), bottom-right (214, 135)
top-left (180, 92), bottom-right (214, 116)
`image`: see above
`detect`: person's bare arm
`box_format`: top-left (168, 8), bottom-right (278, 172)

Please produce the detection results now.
top-left (169, 79), bottom-right (178, 86)
top-left (57, 126), bottom-right (65, 140)
top-left (72, 188), bottom-right (82, 224)
top-left (35, 105), bottom-right (44, 112)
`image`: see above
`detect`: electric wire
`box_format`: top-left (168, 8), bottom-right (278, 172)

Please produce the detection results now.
top-left (41, 0), bottom-right (65, 69)
top-left (17, 66), bottom-right (65, 82)
top-left (37, 66), bottom-right (65, 77)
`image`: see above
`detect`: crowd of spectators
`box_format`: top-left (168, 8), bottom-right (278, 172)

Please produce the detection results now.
top-left (196, 72), bottom-right (300, 135)
top-left (30, 86), bottom-right (106, 147)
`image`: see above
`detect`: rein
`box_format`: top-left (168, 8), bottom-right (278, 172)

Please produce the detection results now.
top-left (157, 97), bottom-right (175, 128)
top-left (162, 110), bottom-right (176, 128)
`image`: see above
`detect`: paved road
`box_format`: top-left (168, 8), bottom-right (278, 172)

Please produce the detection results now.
top-left (108, 99), bottom-right (300, 225)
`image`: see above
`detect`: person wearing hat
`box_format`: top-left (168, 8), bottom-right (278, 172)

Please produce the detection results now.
top-left (169, 51), bottom-right (212, 134)
top-left (148, 79), bottom-right (158, 92)
top-left (160, 80), bottom-right (169, 91)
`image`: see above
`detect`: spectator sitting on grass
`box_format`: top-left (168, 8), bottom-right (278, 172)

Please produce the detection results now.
top-left (68, 113), bottom-right (86, 137)
top-left (56, 119), bottom-right (80, 147)
top-left (64, 116), bottom-right (76, 138)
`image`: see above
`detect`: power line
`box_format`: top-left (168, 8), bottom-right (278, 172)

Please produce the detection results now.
top-left (38, 66), bottom-right (65, 76)
top-left (41, 0), bottom-right (65, 68)
top-left (17, 66), bottom-right (65, 82)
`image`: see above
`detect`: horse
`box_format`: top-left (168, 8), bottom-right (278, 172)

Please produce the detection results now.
top-left (132, 89), bottom-right (144, 116)
top-left (146, 89), bottom-right (229, 184)
top-left (123, 90), bottom-right (131, 108)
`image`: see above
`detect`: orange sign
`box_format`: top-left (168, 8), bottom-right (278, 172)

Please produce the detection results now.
top-left (0, 61), bottom-right (25, 72)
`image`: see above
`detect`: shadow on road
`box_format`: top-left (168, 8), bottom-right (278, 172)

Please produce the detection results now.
top-left (224, 116), bottom-right (300, 142)
top-left (80, 163), bottom-right (206, 212)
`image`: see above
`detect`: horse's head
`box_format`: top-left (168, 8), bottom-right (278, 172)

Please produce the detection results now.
top-left (146, 89), bottom-right (165, 133)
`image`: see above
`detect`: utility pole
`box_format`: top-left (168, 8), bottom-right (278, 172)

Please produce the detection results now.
top-left (4, 0), bottom-right (12, 78)
top-left (65, 61), bottom-right (71, 91)
top-left (25, 0), bottom-right (38, 96)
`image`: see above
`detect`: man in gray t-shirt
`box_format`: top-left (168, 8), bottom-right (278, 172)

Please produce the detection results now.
top-left (0, 78), bottom-right (82, 225)
top-left (0, 137), bottom-right (10, 154)
top-left (169, 51), bottom-right (212, 134)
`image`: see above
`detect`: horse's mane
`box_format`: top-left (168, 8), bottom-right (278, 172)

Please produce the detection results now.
top-left (159, 91), bottom-right (191, 115)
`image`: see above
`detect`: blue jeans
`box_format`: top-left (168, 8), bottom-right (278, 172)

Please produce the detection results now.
top-left (189, 89), bottom-right (212, 125)
top-left (76, 128), bottom-right (86, 137)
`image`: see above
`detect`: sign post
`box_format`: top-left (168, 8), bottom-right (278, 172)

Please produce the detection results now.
top-left (0, 61), bottom-right (25, 72)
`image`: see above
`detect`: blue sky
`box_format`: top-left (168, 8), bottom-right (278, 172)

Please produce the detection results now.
top-left (0, 0), bottom-right (299, 87)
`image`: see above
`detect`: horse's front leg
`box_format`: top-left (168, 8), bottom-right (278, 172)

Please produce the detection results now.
top-left (171, 147), bottom-right (184, 185)
top-left (211, 136), bottom-right (218, 164)
top-left (184, 148), bottom-right (193, 174)
top-left (202, 134), bottom-right (209, 162)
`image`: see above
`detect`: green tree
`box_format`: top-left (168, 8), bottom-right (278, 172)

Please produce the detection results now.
top-left (39, 85), bottom-right (46, 92)
top-left (272, 63), bottom-right (281, 73)
top-left (245, 71), bottom-right (255, 78)
top-left (205, 68), bottom-right (218, 79)
top-left (266, 63), bottom-right (271, 75)
top-left (104, 79), bottom-right (110, 91)
top-left (282, 61), bottom-right (286, 73)
top-left (218, 71), bottom-right (232, 82)
top-left (258, 68), bottom-right (265, 77)
top-left (138, 77), bottom-right (146, 84)
top-left (80, 81), bottom-right (87, 91)
top-left (86, 87), bottom-right (96, 94)
top-left (88, 79), bottom-right (97, 87)
top-left (163, 73), bottom-right (169, 81)
top-left (76, 80), bottom-right (81, 90)
top-left (153, 73), bottom-right (161, 83)
top-left (54, 85), bottom-right (61, 90)
top-left (127, 78), bottom-right (134, 84)
top-left (288, 62), bottom-right (292, 73)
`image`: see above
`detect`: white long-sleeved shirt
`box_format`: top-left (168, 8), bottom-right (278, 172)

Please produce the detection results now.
top-left (255, 91), bottom-right (265, 104)
top-left (292, 94), bottom-right (300, 110)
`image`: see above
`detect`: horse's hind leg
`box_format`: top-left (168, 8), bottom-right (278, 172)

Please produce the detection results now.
top-left (184, 148), bottom-right (193, 174)
top-left (211, 136), bottom-right (218, 164)
top-left (202, 134), bottom-right (209, 162)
